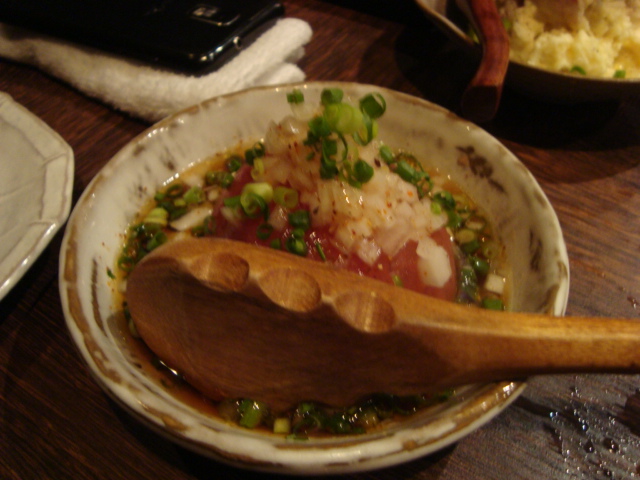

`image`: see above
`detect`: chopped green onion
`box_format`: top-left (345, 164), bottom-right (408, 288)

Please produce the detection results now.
top-left (461, 238), bottom-right (481, 254)
top-left (287, 89), bottom-right (305, 104)
top-left (353, 159), bottom-right (374, 183)
top-left (324, 103), bottom-right (363, 135)
top-left (614, 69), bottom-right (626, 79)
top-left (256, 223), bottom-right (273, 240)
top-left (191, 225), bottom-right (206, 237)
top-left (322, 137), bottom-right (338, 160)
top-left (288, 210), bottom-right (311, 230)
top-left (415, 172), bottom-right (432, 195)
top-left (165, 203), bottom-right (187, 220)
top-left (482, 297), bottom-right (504, 310)
top-left (297, 401), bottom-right (317, 416)
top-left (470, 256), bottom-right (490, 276)
top-left (117, 255), bottom-right (135, 273)
top-left (251, 158), bottom-right (265, 180)
top-left (242, 182), bottom-right (274, 204)
top-left (270, 238), bottom-right (281, 249)
top-left (392, 275), bottom-right (404, 287)
top-left (379, 145), bottom-right (394, 164)
top-left (353, 113), bottom-right (377, 145)
top-left (240, 192), bottom-right (268, 219)
top-left (307, 116), bottom-right (332, 138)
top-left (204, 171), bottom-right (218, 185)
top-left (221, 173), bottom-right (234, 188)
top-left (226, 154), bottom-right (244, 172)
top-left (459, 265), bottom-right (479, 300)
top-left (164, 184), bottom-right (184, 199)
top-left (191, 215), bottom-right (216, 237)
top-left (239, 400), bottom-right (268, 429)
top-left (183, 186), bottom-right (204, 205)
top-left (273, 418), bottom-right (291, 434)
top-left (146, 231), bottom-right (167, 251)
top-left (395, 160), bottom-right (417, 183)
top-left (143, 207), bottom-right (169, 226)
top-left (205, 170), bottom-right (234, 188)
top-left (359, 93), bottom-right (386, 119)
top-left (315, 242), bottom-right (326, 261)
top-left (432, 191), bottom-right (456, 210)
top-left (446, 210), bottom-right (464, 230)
top-left (320, 158), bottom-right (339, 179)
top-left (321, 88), bottom-right (343, 105)
top-left (245, 142), bottom-right (265, 166)
top-left (223, 195), bottom-right (241, 208)
top-left (570, 65), bottom-right (587, 75)
top-left (239, 182), bottom-right (273, 219)
top-left (327, 414), bottom-right (353, 434)
top-left (292, 227), bottom-right (306, 239)
top-left (336, 133), bottom-right (352, 162)
top-left (273, 186), bottom-right (299, 208)
top-left (286, 236), bottom-right (308, 256)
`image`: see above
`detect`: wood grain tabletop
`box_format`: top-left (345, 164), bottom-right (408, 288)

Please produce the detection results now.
top-left (1, 0), bottom-right (639, 478)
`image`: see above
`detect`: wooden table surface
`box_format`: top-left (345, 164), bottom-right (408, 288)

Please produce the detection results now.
top-left (2, 1), bottom-right (640, 478)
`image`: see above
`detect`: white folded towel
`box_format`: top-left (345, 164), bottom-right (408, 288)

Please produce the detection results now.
top-left (0, 18), bottom-right (313, 122)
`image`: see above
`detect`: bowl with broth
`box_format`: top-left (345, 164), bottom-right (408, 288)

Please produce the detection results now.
top-left (59, 82), bottom-right (569, 474)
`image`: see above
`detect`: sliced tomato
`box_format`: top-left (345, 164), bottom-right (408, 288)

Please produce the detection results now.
top-left (388, 229), bottom-right (457, 301)
top-left (211, 167), bottom-right (457, 301)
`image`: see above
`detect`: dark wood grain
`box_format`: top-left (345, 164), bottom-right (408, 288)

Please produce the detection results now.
top-left (1, 0), bottom-right (639, 479)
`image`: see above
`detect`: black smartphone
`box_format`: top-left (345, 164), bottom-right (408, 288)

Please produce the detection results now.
top-left (0, 0), bottom-right (284, 74)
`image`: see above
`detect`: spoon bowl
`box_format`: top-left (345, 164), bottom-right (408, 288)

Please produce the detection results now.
top-left (127, 237), bottom-right (640, 413)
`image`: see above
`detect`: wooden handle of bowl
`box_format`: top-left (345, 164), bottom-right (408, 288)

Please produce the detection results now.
top-left (127, 238), bottom-right (640, 411)
top-left (460, 0), bottom-right (510, 122)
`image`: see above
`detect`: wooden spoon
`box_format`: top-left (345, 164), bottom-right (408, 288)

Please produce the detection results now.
top-left (126, 237), bottom-right (640, 413)
top-left (458, 0), bottom-right (510, 122)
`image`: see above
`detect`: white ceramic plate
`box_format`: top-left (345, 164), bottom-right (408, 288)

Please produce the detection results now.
top-left (414, 0), bottom-right (640, 103)
top-left (59, 82), bottom-right (569, 474)
top-left (0, 92), bottom-right (73, 300)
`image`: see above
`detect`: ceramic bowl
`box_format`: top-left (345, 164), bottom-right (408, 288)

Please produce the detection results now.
top-left (59, 82), bottom-right (569, 474)
top-left (414, 0), bottom-right (640, 103)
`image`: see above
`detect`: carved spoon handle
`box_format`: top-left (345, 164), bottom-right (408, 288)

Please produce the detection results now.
top-left (126, 238), bottom-right (640, 411)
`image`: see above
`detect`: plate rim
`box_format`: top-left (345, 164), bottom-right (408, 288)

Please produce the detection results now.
top-left (0, 91), bottom-right (74, 301)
